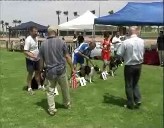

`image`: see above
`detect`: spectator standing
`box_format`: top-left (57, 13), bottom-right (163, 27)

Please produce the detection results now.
top-left (117, 26), bottom-right (144, 109)
top-left (157, 31), bottom-right (164, 67)
top-left (39, 26), bottom-right (74, 115)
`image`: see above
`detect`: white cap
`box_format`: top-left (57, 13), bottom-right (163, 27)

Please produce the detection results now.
top-left (48, 25), bottom-right (59, 32)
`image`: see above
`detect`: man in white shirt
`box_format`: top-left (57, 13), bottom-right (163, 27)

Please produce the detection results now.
top-left (112, 31), bottom-right (122, 55)
top-left (117, 26), bottom-right (144, 109)
top-left (24, 26), bottom-right (43, 94)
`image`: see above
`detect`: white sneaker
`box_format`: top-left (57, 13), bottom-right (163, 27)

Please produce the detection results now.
top-left (48, 108), bottom-right (57, 116)
top-left (105, 71), bottom-right (108, 75)
top-left (28, 88), bottom-right (34, 95)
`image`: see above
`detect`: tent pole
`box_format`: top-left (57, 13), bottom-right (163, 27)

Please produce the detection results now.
top-left (8, 27), bottom-right (11, 51)
top-left (139, 26), bottom-right (141, 37)
top-left (92, 24), bottom-right (95, 42)
top-left (98, 1), bottom-right (101, 17)
top-left (157, 26), bottom-right (159, 35)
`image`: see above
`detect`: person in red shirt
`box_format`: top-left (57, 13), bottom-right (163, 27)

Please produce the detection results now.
top-left (101, 32), bottom-right (111, 74)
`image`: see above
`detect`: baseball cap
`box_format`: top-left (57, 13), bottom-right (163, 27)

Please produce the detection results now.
top-left (48, 25), bottom-right (59, 33)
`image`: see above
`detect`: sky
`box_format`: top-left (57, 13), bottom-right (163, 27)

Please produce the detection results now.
top-left (0, 0), bottom-right (162, 27)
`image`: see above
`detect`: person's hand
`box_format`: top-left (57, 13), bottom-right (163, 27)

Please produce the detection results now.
top-left (32, 54), bottom-right (38, 60)
top-left (71, 69), bottom-right (76, 75)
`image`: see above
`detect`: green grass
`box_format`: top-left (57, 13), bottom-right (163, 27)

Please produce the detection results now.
top-left (0, 49), bottom-right (163, 128)
top-left (140, 32), bottom-right (158, 39)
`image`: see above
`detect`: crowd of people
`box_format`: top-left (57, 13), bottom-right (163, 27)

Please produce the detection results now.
top-left (23, 26), bottom-right (146, 115)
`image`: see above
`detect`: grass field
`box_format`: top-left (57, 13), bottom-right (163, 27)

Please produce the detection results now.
top-left (0, 49), bottom-right (163, 128)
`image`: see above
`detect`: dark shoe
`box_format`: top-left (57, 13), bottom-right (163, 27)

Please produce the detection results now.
top-left (135, 102), bottom-right (141, 109)
top-left (124, 104), bottom-right (134, 110)
top-left (64, 104), bottom-right (71, 109)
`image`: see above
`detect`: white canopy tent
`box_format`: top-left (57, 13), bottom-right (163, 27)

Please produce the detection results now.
top-left (59, 10), bottom-right (98, 30)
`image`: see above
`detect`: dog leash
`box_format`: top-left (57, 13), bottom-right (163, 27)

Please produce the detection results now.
top-left (88, 59), bottom-right (95, 67)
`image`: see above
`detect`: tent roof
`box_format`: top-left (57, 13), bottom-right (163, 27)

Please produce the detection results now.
top-left (59, 10), bottom-right (98, 30)
top-left (94, 2), bottom-right (164, 26)
top-left (11, 21), bottom-right (48, 32)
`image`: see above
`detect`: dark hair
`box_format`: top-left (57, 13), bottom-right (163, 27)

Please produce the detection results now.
top-left (104, 31), bottom-right (109, 38)
top-left (73, 34), bottom-right (77, 38)
top-left (78, 36), bottom-right (84, 43)
top-left (29, 26), bottom-right (38, 32)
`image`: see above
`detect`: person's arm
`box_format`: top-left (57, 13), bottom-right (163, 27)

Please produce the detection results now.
top-left (65, 53), bottom-right (74, 71)
top-left (39, 58), bottom-right (44, 73)
top-left (100, 41), bottom-right (104, 49)
top-left (63, 43), bottom-right (75, 73)
top-left (77, 44), bottom-right (90, 60)
top-left (38, 44), bottom-right (45, 78)
top-left (112, 37), bottom-right (120, 44)
top-left (77, 51), bottom-right (89, 60)
top-left (116, 42), bottom-right (125, 57)
top-left (24, 51), bottom-right (37, 59)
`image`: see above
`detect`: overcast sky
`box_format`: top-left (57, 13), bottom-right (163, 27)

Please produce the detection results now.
top-left (0, 0), bottom-right (162, 27)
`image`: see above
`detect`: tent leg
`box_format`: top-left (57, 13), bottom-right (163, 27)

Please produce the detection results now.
top-left (92, 24), bottom-right (95, 42)
top-left (8, 28), bottom-right (11, 51)
top-left (157, 26), bottom-right (159, 35)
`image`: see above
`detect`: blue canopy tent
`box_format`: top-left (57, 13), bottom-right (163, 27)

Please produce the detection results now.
top-left (8, 21), bottom-right (48, 50)
top-left (10, 21), bottom-right (48, 32)
top-left (94, 2), bottom-right (164, 26)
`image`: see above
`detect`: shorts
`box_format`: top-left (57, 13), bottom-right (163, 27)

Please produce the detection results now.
top-left (72, 53), bottom-right (84, 65)
top-left (101, 51), bottom-right (110, 61)
top-left (26, 58), bottom-right (39, 73)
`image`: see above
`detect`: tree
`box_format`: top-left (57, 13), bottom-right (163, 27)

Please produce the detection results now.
top-left (0, 20), bottom-right (5, 35)
top-left (108, 10), bottom-right (114, 15)
top-left (18, 20), bottom-right (21, 24)
top-left (5, 22), bottom-right (9, 33)
top-left (74, 12), bottom-right (79, 17)
top-left (91, 10), bottom-right (95, 14)
top-left (56, 10), bottom-right (62, 25)
top-left (63, 11), bottom-right (69, 22)
top-left (13, 20), bottom-right (18, 27)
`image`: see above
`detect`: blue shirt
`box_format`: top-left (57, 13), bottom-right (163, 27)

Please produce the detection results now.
top-left (74, 42), bottom-right (91, 57)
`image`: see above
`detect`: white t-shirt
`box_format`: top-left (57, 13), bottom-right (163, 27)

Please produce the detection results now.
top-left (24, 35), bottom-right (39, 61)
top-left (112, 36), bottom-right (122, 51)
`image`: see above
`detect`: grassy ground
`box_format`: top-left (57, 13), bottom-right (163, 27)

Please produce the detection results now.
top-left (0, 49), bottom-right (163, 128)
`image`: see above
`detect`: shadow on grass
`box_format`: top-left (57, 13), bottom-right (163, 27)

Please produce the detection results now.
top-left (8, 49), bottom-right (23, 53)
top-left (35, 99), bottom-right (66, 114)
top-left (22, 86), bottom-right (27, 91)
top-left (103, 93), bottom-right (126, 107)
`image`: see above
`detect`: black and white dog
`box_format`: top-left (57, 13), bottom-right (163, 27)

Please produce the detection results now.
top-left (79, 65), bottom-right (101, 83)
top-left (31, 69), bottom-right (46, 90)
top-left (109, 56), bottom-right (123, 76)
top-left (31, 69), bottom-right (59, 95)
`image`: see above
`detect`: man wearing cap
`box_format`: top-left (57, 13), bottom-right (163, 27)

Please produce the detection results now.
top-left (39, 26), bottom-right (74, 115)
